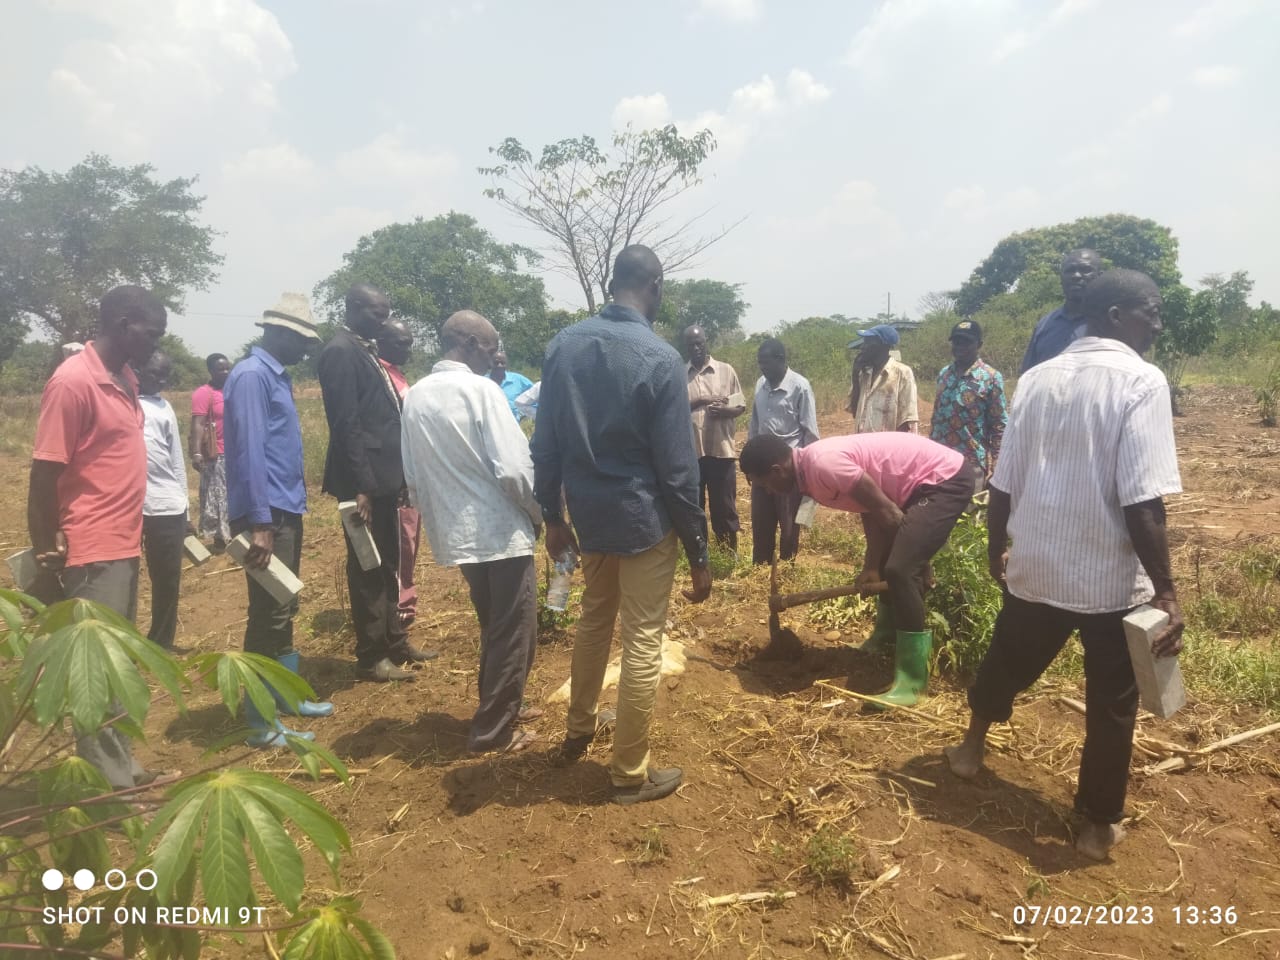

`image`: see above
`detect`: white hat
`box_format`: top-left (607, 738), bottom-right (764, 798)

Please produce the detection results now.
top-left (258, 292), bottom-right (320, 341)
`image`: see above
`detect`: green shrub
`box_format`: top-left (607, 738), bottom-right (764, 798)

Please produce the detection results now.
top-left (927, 509), bottom-right (1003, 677)
top-left (804, 825), bottom-right (858, 884)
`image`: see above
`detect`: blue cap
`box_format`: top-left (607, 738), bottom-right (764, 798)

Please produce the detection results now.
top-left (848, 323), bottom-right (900, 349)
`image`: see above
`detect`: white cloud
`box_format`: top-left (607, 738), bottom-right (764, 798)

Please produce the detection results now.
top-left (786, 69), bottom-right (831, 105)
top-left (992, 30), bottom-right (1030, 62)
top-left (697, 0), bottom-right (762, 22)
top-left (612, 93), bottom-right (672, 130)
top-left (45, 0), bottom-right (294, 151)
top-left (730, 75), bottom-right (780, 114)
top-left (222, 143), bottom-right (320, 185)
top-left (943, 185), bottom-right (987, 214)
top-left (1048, 0), bottom-right (1100, 25)
top-left (334, 132), bottom-right (457, 186)
top-left (1191, 64), bottom-right (1243, 88)
top-left (1173, 0), bottom-right (1262, 38)
top-left (846, 0), bottom-right (1014, 75)
top-left (1133, 93), bottom-right (1174, 122)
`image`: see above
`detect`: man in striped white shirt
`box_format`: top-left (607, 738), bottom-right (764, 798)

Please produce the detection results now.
top-left (945, 269), bottom-right (1185, 862)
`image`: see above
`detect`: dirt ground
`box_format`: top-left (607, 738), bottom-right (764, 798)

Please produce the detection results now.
top-left (4, 385), bottom-right (1280, 960)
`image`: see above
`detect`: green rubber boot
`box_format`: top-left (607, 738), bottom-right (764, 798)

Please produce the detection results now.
top-left (871, 630), bottom-right (932, 709)
top-left (857, 596), bottom-right (896, 655)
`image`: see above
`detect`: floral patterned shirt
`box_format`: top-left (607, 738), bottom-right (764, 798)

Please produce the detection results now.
top-left (930, 358), bottom-right (1007, 473)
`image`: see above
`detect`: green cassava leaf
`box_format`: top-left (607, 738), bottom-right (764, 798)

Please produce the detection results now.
top-left (351, 917), bottom-right (396, 960)
top-left (232, 789), bottom-right (304, 911)
top-left (200, 780), bottom-right (253, 913)
top-left (239, 772), bottom-right (349, 872)
top-left (146, 781), bottom-right (212, 906)
top-left (67, 627), bottom-right (110, 733)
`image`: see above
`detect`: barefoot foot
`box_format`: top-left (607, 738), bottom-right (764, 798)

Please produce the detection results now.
top-left (944, 739), bottom-right (985, 779)
top-left (1075, 821), bottom-right (1127, 861)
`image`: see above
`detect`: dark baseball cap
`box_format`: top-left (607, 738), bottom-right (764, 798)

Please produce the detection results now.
top-left (949, 320), bottom-right (982, 341)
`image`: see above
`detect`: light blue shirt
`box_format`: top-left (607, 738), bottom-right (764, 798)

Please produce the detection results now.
top-left (748, 368), bottom-right (820, 449)
top-left (495, 370), bottom-right (535, 420)
top-left (224, 347), bottom-right (307, 524)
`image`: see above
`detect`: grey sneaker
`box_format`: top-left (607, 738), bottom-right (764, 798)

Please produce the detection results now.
top-left (612, 767), bottom-right (683, 806)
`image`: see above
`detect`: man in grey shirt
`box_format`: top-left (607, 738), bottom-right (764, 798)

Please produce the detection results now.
top-left (747, 338), bottom-right (819, 564)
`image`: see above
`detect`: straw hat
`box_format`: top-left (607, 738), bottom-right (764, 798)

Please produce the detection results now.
top-left (258, 292), bottom-right (320, 341)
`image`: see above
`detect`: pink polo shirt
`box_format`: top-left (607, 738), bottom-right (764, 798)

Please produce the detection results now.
top-left (32, 342), bottom-right (146, 566)
top-left (794, 433), bottom-right (965, 512)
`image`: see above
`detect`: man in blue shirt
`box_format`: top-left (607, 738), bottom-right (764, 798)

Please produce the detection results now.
top-left (532, 244), bottom-right (712, 805)
top-left (1020, 249), bottom-right (1103, 373)
top-left (225, 294), bottom-right (333, 747)
top-left (489, 351), bottom-right (535, 421)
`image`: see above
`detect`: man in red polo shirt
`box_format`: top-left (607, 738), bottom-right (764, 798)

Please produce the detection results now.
top-left (28, 284), bottom-right (167, 789)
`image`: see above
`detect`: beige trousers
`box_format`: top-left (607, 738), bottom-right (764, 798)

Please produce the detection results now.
top-left (567, 530), bottom-right (678, 787)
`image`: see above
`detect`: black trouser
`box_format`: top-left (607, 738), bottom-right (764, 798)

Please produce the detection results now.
top-left (699, 456), bottom-right (740, 548)
top-left (346, 493), bottom-right (409, 667)
top-left (881, 469), bottom-right (973, 632)
top-left (143, 512), bottom-right (187, 649)
top-left (968, 591), bottom-right (1139, 824)
top-left (232, 509), bottom-right (302, 659)
top-left (751, 484), bottom-right (801, 565)
top-left (61, 558), bottom-right (143, 789)
top-left (459, 555), bottom-right (538, 752)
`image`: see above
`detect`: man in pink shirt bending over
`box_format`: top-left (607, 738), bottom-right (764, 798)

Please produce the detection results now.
top-left (739, 432), bottom-right (972, 706)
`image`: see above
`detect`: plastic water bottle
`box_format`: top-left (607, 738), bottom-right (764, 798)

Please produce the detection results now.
top-left (546, 551), bottom-right (577, 612)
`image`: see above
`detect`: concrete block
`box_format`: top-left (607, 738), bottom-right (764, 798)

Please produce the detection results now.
top-left (227, 534), bottom-right (303, 606)
top-left (1123, 604), bottom-right (1187, 720)
top-left (338, 501), bottom-right (382, 572)
top-left (183, 536), bottom-right (212, 565)
top-left (6, 549), bottom-right (38, 591)
top-left (795, 497), bottom-right (818, 529)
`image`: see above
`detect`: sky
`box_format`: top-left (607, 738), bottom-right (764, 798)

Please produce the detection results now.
top-left (6, 0), bottom-right (1279, 356)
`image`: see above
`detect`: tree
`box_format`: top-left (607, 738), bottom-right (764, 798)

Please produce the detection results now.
top-left (954, 214), bottom-right (1180, 316)
top-left (1156, 283), bottom-right (1219, 413)
top-left (314, 212), bottom-right (550, 367)
top-left (0, 154), bottom-right (222, 344)
top-left (0, 591), bottom-right (391, 959)
top-left (655, 278), bottom-right (749, 347)
top-left (480, 125), bottom-right (740, 313)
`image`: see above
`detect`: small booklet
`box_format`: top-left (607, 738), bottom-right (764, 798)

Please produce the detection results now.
top-left (6, 549), bottom-right (38, 591)
top-left (727, 391), bottom-right (745, 407)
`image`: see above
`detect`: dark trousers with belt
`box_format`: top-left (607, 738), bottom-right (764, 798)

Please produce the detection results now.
top-left (751, 485), bottom-right (802, 565)
top-left (881, 469), bottom-right (973, 632)
top-left (968, 591), bottom-right (1139, 824)
top-left (143, 512), bottom-right (187, 649)
top-left (459, 555), bottom-right (538, 752)
top-left (346, 493), bottom-right (409, 667)
top-left (61, 558), bottom-right (144, 789)
top-left (232, 509), bottom-right (302, 659)
top-left (699, 456), bottom-right (740, 549)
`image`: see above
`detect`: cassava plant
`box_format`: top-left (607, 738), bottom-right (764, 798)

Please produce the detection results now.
top-left (0, 589), bottom-right (394, 959)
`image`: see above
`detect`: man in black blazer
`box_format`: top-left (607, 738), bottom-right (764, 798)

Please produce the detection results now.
top-left (318, 284), bottom-right (436, 681)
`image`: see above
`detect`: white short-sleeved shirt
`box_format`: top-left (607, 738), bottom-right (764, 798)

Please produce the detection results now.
top-left (992, 337), bottom-right (1182, 614)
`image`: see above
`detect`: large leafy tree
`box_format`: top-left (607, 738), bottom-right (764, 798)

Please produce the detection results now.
top-left (0, 154), bottom-right (222, 344)
top-left (954, 214), bottom-right (1180, 316)
top-left (480, 126), bottom-right (740, 313)
top-left (314, 212), bottom-right (550, 366)
top-left (655, 278), bottom-right (749, 348)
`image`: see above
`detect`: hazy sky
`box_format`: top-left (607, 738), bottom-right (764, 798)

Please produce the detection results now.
top-left (7, 0), bottom-right (1278, 355)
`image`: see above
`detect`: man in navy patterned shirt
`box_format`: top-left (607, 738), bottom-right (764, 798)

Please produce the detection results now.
top-left (929, 320), bottom-right (1007, 493)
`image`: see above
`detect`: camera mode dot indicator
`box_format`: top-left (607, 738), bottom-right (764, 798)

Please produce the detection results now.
top-left (72, 869), bottom-right (95, 891)
top-left (41, 869), bottom-right (64, 891)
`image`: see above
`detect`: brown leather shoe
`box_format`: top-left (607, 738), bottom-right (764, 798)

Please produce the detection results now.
top-left (357, 657), bottom-right (417, 682)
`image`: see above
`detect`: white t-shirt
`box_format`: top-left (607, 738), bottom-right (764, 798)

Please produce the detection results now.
top-left (141, 394), bottom-right (189, 517)
top-left (992, 337), bottom-right (1182, 613)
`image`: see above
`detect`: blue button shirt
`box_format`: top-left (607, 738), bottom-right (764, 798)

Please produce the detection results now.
top-left (495, 370), bottom-right (535, 420)
top-left (531, 304), bottom-right (708, 559)
top-left (224, 347), bottom-right (307, 524)
top-left (1021, 306), bottom-right (1086, 374)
